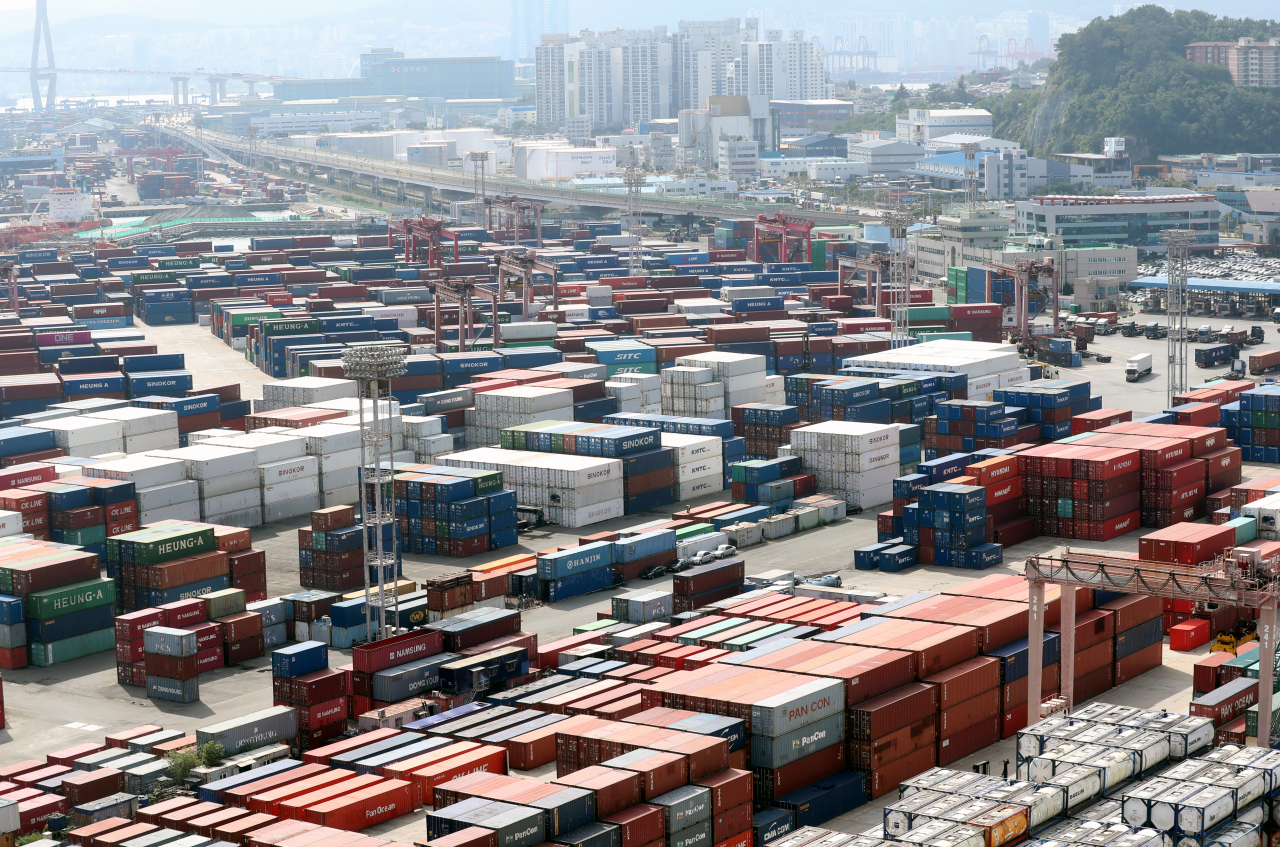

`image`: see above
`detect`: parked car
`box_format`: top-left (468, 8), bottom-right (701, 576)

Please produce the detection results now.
top-left (713, 545), bottom-right (737, 559)
top-left (690, 550), bottom-right (717, 565)
top-left (671, 559), bottom-right (695, 572)
top-left (640, 565), bottom-right (667, 580)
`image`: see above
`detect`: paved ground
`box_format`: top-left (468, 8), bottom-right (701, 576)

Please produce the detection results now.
top-left (0, 295), bottom-right (1267, 839)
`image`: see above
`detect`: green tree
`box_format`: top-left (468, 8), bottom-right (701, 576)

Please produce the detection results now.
top-left (892, 83), bottom-right (909, 104)
top-left (955, 76), bottom-right (966, 96)
top-left (830, 112), bottom-right (897, 135)
top-left (198, 741), bottom-right (226, 768)
top-left (166, 749), bottom-right (199, 783)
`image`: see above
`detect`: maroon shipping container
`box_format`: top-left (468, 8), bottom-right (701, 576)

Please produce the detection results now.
top-left (9, 554), bottom-right (99, 596)
top-left (1049, 608), bottom-right (1115, 652)
top-left (1001, 663), bottom-right (1060, 711)
top-left (695, 768), bottom-right (751, 814)
top-left (603, 750), bottom-right (687, 800)
top-left (849, 715), bottom-right (937, 771)
top-left (92, 822), bottom-right (159, 847)
top-left (160, 599), bottom-right (206, 628)
top-left (214, 812), bottom-right (281, 846)
top-left (104, 726), bottom-right (161, 749)
top-left (1114, 642), bottom-right (1162, 686)
top-left (61, 769), bottom-right (124, 806)
top-left (604, 803), bottom-right (666, 847)
top-left (551, 766), bottom-right (643, 818)
top-left (938, 688), bottom-right (1001, 738)
top-left (1193, 652), bottom-right (1233, 694)
top-left (145, 654), bottom-right (198, 681)
top-left (1075, 665), bottom-right (1114, 702)
top-left (423, 827), bottom-right (498, 847)
top-left (1100, 594), bottom-right (1163, 633)
top-left (68, 817), bottom-right (132, 847)
top-left (752, 742), bottom-right (845, 804)
top-left (353, 629), bottom-right (444, 674)
top-left (867, 746), bottom-right (937, 799)
top-left (218, 612), bottom-right (263, 643)
top-left (189, 808), bottom-right (256, 838)
top-left (159, 801), bottom-right (223, 831)
top-left (273, 667), bottom-right (346, 707)
top-left (46, 742), bottom-right (106, 767)
top-left (713, 803), bottom-right (752, 844)
top-left (226, 635), bottom-right (264, 665)
top-left (847, 682), bottom-right (939, 741)
top-left (229, 549), bottom-right (266, 577)
top-left (923, 656), bottom-right (1001, 709)
top-left (137, 798), bottom-right (198, 825)
top-left (182, 621), bottom-right (222, 652)
top-left (296, 697), bottom-right (346, 731)
top-left (1075, 640), bottom-right (1115, 678)
top-left (114, 610), bottom-right (162, 643)
top-left (938, 717), bottom-right (1000, 766)
top-left (672, 560), bottom-right (745, 596)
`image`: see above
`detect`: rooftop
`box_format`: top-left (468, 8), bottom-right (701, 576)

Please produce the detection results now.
top-left (1130, 276), bottom-right (1280, 295)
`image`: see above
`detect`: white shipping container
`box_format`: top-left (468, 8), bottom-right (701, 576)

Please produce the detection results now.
top-left (848, 482), bottom-right (893, 509)
top-left (534, 362), bottom-right (608, 380)
top-left (83, 407), bottom-right (178, 436)
top-left (151, 445), bottom-right (256, 478)
top-left (675, 351), bottom-right (765, 378)
top-left (609, 372), bottom-right (661, 391)
top-left (78, 439), bottom-right (127, 458)
top-left (29, 417), bottom-right (123, 448)
top-left (663, 366), bottom-right (714, 385)
top-left (501, 321), bottom-right (558, 340)
top-left (677, 531), bottom-right (727, 559)
top-left (0, 798), bottom-right (17, 834)
top-left (302, 424), bottom-right (362, 455)
top-left (260, 456), bottom-right (320, 486)
top-left (796, 445), bottom-right (896, 473)
top-left (791, 421), bottom-right (899, 454)
top-left (679, 458), bottom-right (723, 481)
top-left (316, 448), bottom-right (361, 473)
top-left (263, 376), bottom-right (357, 407)
top-left (677, 473), bottom-right (722, 500)
top-left (475, 386), bottom-right (575, 414)
top-left (661, 433), bottom-right (722, 463)
top-left (187, 429), bottom-right (241, 444)
top-left (138, 480), bottom-right (200, 510)
top-left (403, 416), bottom-right (444, 437)
top-left (205, 433), bottom-right (306, 465)
top-left (724, 386), bottom-right (766, 406)
top-left (320, 467), bottom-right (359, 490)
top-left (263, 477), bottom-right (317, 502)
top-left (204, 488), bottom-right (261, 516)
top-left (322, 485), bottom-right (360, 507)
top-left (204, 505), bottom-right (262, 528)
top-left (0, 510), bottom-right (23, 537)
top-left (89, 456), bottom-right (193, 488)
top-left (141, 501), bottom-right (201, 524)
top-left (265, 494), bottom-right (323, 523)
top-left (125, 430), bottom-right (180, 453)
top-left (199, 470), bottom-right (260, 499)
top-left (549, 498), bottom-right (625, 527)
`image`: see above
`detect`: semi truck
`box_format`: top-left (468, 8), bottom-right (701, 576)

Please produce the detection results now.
top-left (1144, 322), bottom-right (1167, 339)
top-left (1195, 343), bottom-right (1234, 368)
top-left (1125, 353), bottom-right (1152, 382)
top-left (1249, 349), bottom-right (1280, 376)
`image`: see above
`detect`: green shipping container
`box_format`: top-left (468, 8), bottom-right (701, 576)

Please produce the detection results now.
top-left (675, 523), bottom-right (715, 540)
top-left (917, 332), bottom-right (973, 343)
top-left (27, 577), bottom-right (116, 620)
top-left (203, 588), bottom-right (247, 620)
top-left (55, 525), bottom-right (107, 547)
top-left (573, 619), bottom-right (619, 634)
top-left (908, 306), bottom-right (950, 322)
top-left (260, 318), bottom-right (321, 337)
top-left (130, 271), bottom-right (179, 285)
top-left (108, 525), bottom-right (216, 566)
top-left (1227, 516), bottom-right (1258, 545)
top-left (811, 240), bottom-right (827, 272)
top-left (157, 257), bottom-right (200, 270)
top-left (230, 309), bottom-right (283, 327)
top-left (1246, 689), bottom-right (1280, 739)
top-left (29, 627), bottom-right (115, 666)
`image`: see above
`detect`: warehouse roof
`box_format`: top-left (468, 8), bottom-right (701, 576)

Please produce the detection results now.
top-left (1129, 276), bottom-right (1280, 294)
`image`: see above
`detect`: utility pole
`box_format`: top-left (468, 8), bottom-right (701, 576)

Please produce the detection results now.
top-left (1163, 228), bottom-right (1193, 408)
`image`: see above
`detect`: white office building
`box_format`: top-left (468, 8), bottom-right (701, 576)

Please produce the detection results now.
top-left (718, 137), bottom-right (760, 176)
top-left (896, 108), bottom-right (994, 145)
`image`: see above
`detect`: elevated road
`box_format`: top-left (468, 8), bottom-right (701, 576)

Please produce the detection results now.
top-left (156, 125), bottom-right (876, 226)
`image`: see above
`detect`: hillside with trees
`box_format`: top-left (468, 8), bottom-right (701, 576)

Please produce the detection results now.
top-left (980, 5), bottom-right (1280, 160)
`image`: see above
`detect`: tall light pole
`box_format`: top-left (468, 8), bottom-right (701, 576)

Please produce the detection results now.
top-left (885, 207), bottom-right (913, 348)
top-left (624, 168), bottom-right (645, 275)
top-left (341, 345), bottom-right (406, 641)
top-left (1162, 228), bottom-right (1193, 408)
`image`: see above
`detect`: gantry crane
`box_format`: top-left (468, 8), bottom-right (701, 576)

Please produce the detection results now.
top-left (752, 214), bottom-right (813, 265)
top-left (979, 257), bottom-right (1060, 348)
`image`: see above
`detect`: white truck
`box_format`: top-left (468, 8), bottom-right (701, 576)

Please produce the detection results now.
top-left (1126, 353), bottom-right (1152, 382)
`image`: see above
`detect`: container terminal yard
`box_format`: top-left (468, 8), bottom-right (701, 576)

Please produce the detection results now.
top-left (5, 122), bottom-right (1280, 847)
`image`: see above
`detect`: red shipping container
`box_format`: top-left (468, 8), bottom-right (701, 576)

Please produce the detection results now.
top-left (1075, 665), bottom-right (1114, 702)
top-left (114, 609), bottom-right (163, 643)
top-left (18, 793), bottom-right (67, 834)
top-left (297, 697), bottom-right (346, 731)
top-left (218, 611), bottom-right (263, 643)
top-left (923, 657), bottom-right (1001, 709)
top-left (68, 817), bottom-right (132, 846)
top-left (1171, 619), bottom-right (1211, 651)
top-left (604, 804), bottom-right (666, 847)
top-left (226, 635), bottom-right (264, 665)
top-left (1175, 525), bottom-right (1236, 566)
top-left (938, 689), bottom-right (1000, 738)
top-left (849, 716), bottom-right (936, 770)
top-left (714, 835), bottom-right (751, 847)
top-left (1100, 594), bottom-right (1163, 633)
top-left (409, 745), bottom-right (509, 798)
top-left (353, 629), bottom-right (444, 674)
top-left (159, 599), bottom-right (206, 628)
top-left (712, 803), bottom-right (752, 844)
top-left (61, 769), bottom-right (123, 806)
top-left (847, 682), bottom-right (939, 741)
top-left (221, 763), bottom-right (330, 809)
top-left (193, 647), bottom-right (223, 674)
top-left (867, 745), bottom-right (937, 799)
top-left (249, 770), bottom-right (361, 816)
top-left (213, 813), bottom-right (280, 846)
top-left (47, 742), bottom-right (107, 768)
top-left (1049, 608), bottom-right (1114, 652)
top-left (1193, 651), bottom-right (1233, 693)
top-left (752, 743), bottom-right (844, 803)
top-left (115, 639), bottom-right (145, 663)
top-left (551, 766), bottom-right (643, 819)
top-left (181, 621), bottom-right (223, 652)
top-left (422, 828), bottom-right (498, 847)
top-left (695, 768), bottom-right (751, 815)
top-left (275, 773), bottom-right (383, 821)
top-left (187, 808), bottom-right (255, 838)
top-left (938, 716), bottom-right (1000, 766)
top-left (1114, 642), bottom-right (1162, 686)
top-left (1075, 640), bottom-right (1115, 678)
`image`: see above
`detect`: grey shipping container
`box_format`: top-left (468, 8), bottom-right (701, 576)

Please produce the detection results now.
top-left (124, 759), bottom-right (173, 794)
top-left (75, 748), bottom-right (136, 771)
top-left (668, 820), bottom-right (711, 847)
top-left (264, 623), bottom-right (287, 648)
top-left (144, 626), bottom-right (198, 657)
top-left (749, 677), bottom-right (844, 737)
top-left (148, 675), bottom-right (199, 703)
top-left (120, 830), bottom-right (188, 847)
top-left (651, 785), bottom-right (712, 833)
top-left (371, 653), bottom-right (459, 702)
top-left (526, 786), bottom-right (596, 837)
top-left (353, 737), bottom-right (453, 776)
top-left (330, 733), bottom-right (424, 769)
top-left (247, 599), bottom-right (287, 627)
top-left (749, 711), bottom-right (844, 769)
top-left (196, 706), bottom-right (298, 754)
top-left (128, 729), bottom-right (189, 752)
top-left (100, 753), bottom-right (155, 773)
top-left (72, 793), bottom-right (138, 825)
top-left (558, 822), bottom-right (621, 847)
top-left (480, 804), bottom-right (546, 847)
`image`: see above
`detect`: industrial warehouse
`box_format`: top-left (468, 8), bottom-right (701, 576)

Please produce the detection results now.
top-left (7, 5), bottom-right (1280, 847)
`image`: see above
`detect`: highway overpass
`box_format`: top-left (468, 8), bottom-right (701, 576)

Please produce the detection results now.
top-left (156, 125), bottom-right (877, 227)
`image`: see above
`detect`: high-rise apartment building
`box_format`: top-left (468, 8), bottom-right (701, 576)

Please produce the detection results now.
top-left (512, 0), bottom-right (569, 61)
top-left (535, 37), bottom-right (568, 129)
top-left (1186, 37), bottom-right (1280, 87)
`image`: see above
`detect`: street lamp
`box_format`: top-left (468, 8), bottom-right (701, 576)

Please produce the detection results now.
top-left (341, 344), bottom-right (407, 641)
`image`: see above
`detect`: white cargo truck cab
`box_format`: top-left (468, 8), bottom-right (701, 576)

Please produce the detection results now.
top-left (1126, 353), bottom-right (1153, 382)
